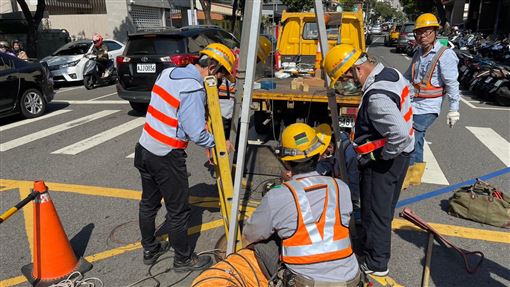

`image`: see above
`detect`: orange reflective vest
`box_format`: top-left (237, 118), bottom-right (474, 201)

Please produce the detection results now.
top-left (411, 46), bottom-right (448, 98)
top-left (281, 176), bottom-right (353, 265)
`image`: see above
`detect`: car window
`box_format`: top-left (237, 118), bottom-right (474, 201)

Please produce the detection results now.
top-left (402, 24), bottom-right (414, 33)
top-left (104, 41), bottom-right (123, 51)
top-left (0, 54), bottom-right (15, 71)
top-left (187, 33), bottom-right (212, 53)
top-left (303, 22), bottom-right (339, 40)
top-left (126, 36), bottom-right (185, 55)
top-left (216, 31), bottom-right (240, 49)
top-left (53, 42), bottom-right (91, 56)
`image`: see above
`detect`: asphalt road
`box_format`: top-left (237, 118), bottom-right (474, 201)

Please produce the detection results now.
top-left (1, 36), bottom-right (509, 287)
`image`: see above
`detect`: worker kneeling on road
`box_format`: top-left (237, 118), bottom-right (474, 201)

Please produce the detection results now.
top-left (134, 43), bottom-right (235, 271)
top-left (324, 44), bottom-right (414, 277)
top-left (243, 123), bottom-right (362, 287)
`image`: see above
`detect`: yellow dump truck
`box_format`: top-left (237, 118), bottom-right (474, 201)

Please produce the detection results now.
top-left (252, 7), bottom-right (365, 136)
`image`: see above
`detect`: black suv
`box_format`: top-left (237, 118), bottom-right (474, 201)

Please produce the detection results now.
top-left (116, 26), bottom-right (239, 112)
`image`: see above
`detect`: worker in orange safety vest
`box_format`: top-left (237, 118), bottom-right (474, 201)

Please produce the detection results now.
top-left (243, 123), bottom-right (363, 287)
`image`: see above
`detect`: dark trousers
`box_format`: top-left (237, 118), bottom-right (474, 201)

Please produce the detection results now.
top-left (359, 153), bottom-right (410, 271)
top-left (134, 143), bottom-right (192, 261)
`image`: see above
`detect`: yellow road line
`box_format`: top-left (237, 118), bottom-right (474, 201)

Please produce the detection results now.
top-left (369, 274), bottom-right (405, 287)
top-left (19, 183), bottom-right (34, 261)
top-left (392, 219), bottom-right (510, 244)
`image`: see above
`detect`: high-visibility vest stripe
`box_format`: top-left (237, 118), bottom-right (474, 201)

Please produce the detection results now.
top-left (143, 123), bottom-right (187, 149)
top-left (400, 86), bottom-right (409, 107)
top-left (147, 105), bottom-right (178, 128)
top-left (404, 106), bottom-right (413, 122)
top-left (412, 46), bottom-right (448, 98)
top-left (354, 138), bottom-right (387, 155)
top-left (281, 176), bottom-right (352, 265)
top-left (152, 84), bottom-right (180, 108)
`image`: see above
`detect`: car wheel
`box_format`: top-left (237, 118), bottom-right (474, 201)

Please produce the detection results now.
top-left (129, 102), bottom-right (148, 113)
top-left (20, 88), bottom-right (46, 118)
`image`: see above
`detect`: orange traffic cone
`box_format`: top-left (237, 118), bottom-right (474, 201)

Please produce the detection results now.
top-left (21, 180), bottom-right (92, 287)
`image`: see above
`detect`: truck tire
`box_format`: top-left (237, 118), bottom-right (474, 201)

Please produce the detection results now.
top-left (129, 102), bottom-right (148, 113)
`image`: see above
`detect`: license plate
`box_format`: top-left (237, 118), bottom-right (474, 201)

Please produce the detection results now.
top-left (339, 116), bottom-right (355, 128)
top-left (494, 80), bottom-right (504, 87)
top-left (137, 63), bottom-right (156, 73)
top-left (484, 76), bottom-right (493, 83)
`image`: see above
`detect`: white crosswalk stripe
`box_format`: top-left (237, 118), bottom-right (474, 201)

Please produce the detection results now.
top-left (51, 117), bottom-right (145, 155)
top-left (0, 110), bottom-right (119, 152)
top-left (466, 126), bottom-right (510, 167)
top-left (422, 141), bottom-right (449, 185)
top-left (0, 109), bottom-right (72, 132)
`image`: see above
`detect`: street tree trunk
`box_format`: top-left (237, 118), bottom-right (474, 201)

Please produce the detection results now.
top-left (230, 0), bottom-right (238, 33)
top-left (198, 0), bottom-right (212, 24)
top-left (17, 0), bottom-right (46, 58)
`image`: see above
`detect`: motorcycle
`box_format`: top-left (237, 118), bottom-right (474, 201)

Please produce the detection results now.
top-left (82, 54), bottom-right (117, 90)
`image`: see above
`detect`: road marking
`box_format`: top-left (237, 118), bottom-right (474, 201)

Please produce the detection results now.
top-left (466, 127), bottom-right (510, 166)
top-left (460, 97), bottom-right (510, 111)
top-left (422, 141), bottom-right (449, 185)
top-left (53, 100), bottom-right (129, 105)
top-left (89, 92), bottom-right (118, 101)
top-left (51, 118), bottom-right (145, 155)
top-left (0, 110), bottom-right (72, 132)
top-left (0, 110), bottom-right (119, 152)
top-left (56, 86), bottom-right (84, 94)
top-left (126, 152), bottom-right (134, 158)
top-left (19, 183), bottom-right (34, 261)
top-left (392, 218), bottom-right (510, 244)
top-left (403, 55), bottom-right (411, 60)
top-left (1, 179), bottom-right (508, 286)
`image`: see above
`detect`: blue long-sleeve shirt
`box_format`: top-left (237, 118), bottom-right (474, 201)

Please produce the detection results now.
top-left (176, 65), bottom-right (215, 148)
top-left (404, 41), bottom-right (460, 115)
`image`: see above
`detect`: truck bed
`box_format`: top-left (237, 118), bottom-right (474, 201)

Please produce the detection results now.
top-left (252, 78), bottom-right (360, 107)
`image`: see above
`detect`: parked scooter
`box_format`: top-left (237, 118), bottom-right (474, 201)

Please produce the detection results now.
top-left (82, 54), bottom-right (117, 90)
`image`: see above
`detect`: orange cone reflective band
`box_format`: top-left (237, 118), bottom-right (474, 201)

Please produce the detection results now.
top-left (21, 180), bottom-right (92, 287)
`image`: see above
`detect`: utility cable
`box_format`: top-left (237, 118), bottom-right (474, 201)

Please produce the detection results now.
top-left (49, 271), bottom-right (103, 287)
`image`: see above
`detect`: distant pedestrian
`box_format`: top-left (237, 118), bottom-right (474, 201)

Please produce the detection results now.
top-left (12, 40), bottom-right (28, 60)
top-left (134, 43), bottom-right (235, 271)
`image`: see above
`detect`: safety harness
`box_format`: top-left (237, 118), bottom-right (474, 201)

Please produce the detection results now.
top-left (411, 46), bottom-right (448, 98)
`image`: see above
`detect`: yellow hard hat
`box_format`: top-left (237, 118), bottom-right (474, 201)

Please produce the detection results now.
top-left (414, 13), bottom-right (440, 31)
top-left (278, 123), bottom-right (332, 162)
top-left (323, 44), bottom-right (362, 88)
top-left (257, 35), bottom-right (272, 64)
top-left (200, 43), bottom-right (236, 82)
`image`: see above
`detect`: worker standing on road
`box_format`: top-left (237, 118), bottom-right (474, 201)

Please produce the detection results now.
top-left (324, 44), bottom-right (414, 277)
top-left (134, 43), bottom-right (236, 271)
top-left (243, 123), bottom-right (362, 286)
top-left (404, 13), bottom-right (460, 185)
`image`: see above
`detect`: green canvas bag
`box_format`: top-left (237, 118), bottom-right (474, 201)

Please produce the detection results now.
top-left (448, 179), bottom-right (510, 228)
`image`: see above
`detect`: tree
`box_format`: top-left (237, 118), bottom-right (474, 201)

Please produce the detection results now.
top-left (17, 0), bottom-right (45, 58)
top-left (281, 0), bottom-right (314, 12)
top-left (400, 0), bottom-right (420, 20)
top-left (198, 0), bottom-right (212, 24)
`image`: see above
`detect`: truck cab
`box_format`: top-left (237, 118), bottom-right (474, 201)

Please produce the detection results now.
top-left (276, 10), bottom-right (366, 70)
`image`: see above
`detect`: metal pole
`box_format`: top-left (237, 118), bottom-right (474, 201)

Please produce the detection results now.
top-left (190, 0), bottom-right (195, 25)
top-left (226, 0), bottom-right (263, 256)
top-left (313, 0), bottom-right (348, 181)
top-left (421, 233), bottom-right (435, 287)
top-left (228, 0), bottom-right (255, 161)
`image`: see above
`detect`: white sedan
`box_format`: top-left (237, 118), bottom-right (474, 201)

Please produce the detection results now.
top-left (42, 39), bottom-right (124, 83)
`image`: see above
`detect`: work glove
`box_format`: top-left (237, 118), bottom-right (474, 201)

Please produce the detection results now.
top-left (447, 111), bottom-right (460, 128)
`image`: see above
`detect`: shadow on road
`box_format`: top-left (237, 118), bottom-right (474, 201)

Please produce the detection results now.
top-left (0, 102), bottom-right (70, 126)
top-left (395, 229), bottom-right (510, 286)
top-left (70, 223), bottom-right (95, 258)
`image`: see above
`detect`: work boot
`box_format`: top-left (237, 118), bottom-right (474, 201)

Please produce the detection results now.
top-left (402, 164), bottom-right (415, 189)
top-left (409, 162), bottom-right (426, 186)
top-left (143, 240), bottom-right (170, 265)
top-left (173, 253), bottom-right (212, 272)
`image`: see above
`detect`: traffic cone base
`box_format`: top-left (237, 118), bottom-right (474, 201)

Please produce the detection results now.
top-left (21, 258), bottom-right (92, 287)
top-left (21, 181), bottom-right (93, 286)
